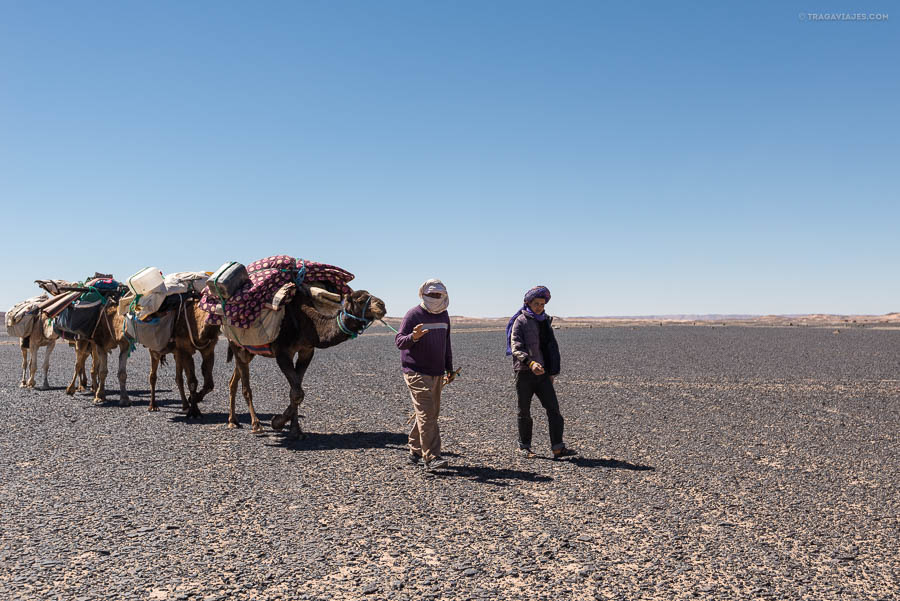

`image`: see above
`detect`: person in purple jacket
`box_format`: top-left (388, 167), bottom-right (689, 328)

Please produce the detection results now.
top-left (395, 279), bottom-right (455, 470)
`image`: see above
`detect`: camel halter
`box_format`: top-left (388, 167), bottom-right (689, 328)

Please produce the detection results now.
top-left (336, 297), bottom-right (373, 339)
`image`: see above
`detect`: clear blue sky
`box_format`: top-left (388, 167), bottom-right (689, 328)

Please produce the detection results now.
top-left (1, 1), bottom-right (897, 317)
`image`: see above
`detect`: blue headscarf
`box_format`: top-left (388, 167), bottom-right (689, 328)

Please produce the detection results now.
top-left (505, 286), bottom-right (551, 355)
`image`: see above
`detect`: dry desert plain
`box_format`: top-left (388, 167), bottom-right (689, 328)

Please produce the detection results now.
top-left (0, 319), bottom-right (898, 600)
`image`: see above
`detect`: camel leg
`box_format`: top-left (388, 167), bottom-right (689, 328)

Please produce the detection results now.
top-left (227, 365), bottom-right (241, 429)
top-left (149, 352), bottom-right (160, 412)
top-left (273, 349), bottom-right (313, 439)
top-left (77, 342), bottom-right (89, 392)
top-left (39, 339), bottom-right (55, 390)
top-left (237, 357), bottom-right (263, 433)
top-left (172, 353), bottom-right (186, 411)
top-left (67, 344), bottom-right (88, 396)
top-left (91, 346), bottom-right (107, 403)
top-left (196, 345), bottom-right (216, 402)
top-left (27, 336), bottom-right (41, 388)
top-left (20, 339), bottom-right (29, 387)
top-left (182, 351), bottom-right (202, 420)
top-left (117, 343), bottom-right (130, 406)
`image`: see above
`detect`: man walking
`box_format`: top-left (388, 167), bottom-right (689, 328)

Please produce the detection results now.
top-left (395, 279), bottom-right (455, 470)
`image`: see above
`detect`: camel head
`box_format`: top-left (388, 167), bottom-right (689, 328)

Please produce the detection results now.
top-left (344, 290), bottom-right (387, 322)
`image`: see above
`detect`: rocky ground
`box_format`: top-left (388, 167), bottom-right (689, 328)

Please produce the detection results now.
top-left (0, 325), bottom-right (898, 600)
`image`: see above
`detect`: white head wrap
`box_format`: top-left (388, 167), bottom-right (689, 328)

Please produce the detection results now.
top-left (418, 279), bottom-right (449, 314)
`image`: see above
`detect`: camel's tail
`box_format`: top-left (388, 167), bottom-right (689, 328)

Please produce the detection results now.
top-left (226, 345), bottom-right (233, 363)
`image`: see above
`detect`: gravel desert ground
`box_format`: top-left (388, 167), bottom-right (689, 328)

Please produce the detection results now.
top-left (1, 325), bottom-right (898, 600)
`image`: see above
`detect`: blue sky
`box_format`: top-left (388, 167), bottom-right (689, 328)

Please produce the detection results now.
top-left (1, 1), bottom-right (897, 317)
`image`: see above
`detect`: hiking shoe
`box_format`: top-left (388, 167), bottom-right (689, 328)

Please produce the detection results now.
top-left (424, 457), bottom-right (449, 470)
top-left (408, 452), bottom-right (422, 465)
top-left (552, 447), bottom-right (578, 460)
top-left (519, 447), bottom-right (536, 458)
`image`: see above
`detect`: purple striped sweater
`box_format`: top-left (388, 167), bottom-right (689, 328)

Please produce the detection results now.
top-left (395, 305), bottom-right (453, 376)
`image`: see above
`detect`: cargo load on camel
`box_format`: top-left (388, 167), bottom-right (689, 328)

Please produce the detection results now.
top-left (53, 278), bottom-right (125, 341)
top-left (6, 294), bottom-right (50, 338)
top-left (198, 255), bottom-right (355, 355)
top-left (119, 269), bottom-right (211, 352)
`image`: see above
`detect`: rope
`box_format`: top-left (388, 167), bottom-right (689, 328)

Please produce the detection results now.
top-left (379, 319), bottom-right (400, 334)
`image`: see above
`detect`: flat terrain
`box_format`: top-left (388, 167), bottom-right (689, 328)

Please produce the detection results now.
top-left (1, 326), bottom-right (898, 600)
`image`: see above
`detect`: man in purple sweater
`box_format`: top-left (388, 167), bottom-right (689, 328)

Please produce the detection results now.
top-left (395, 279), bottom-right (455, 470)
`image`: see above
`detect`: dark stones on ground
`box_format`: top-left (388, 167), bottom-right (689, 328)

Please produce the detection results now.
top-left (0, 326), bottom-right (898, 599)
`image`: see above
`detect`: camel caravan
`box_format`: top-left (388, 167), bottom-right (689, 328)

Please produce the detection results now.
top-left (4, 255), bottom-right (386, 439)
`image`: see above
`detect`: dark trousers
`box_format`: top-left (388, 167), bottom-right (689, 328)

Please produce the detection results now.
top-left (515, 371), bottom-right (565, 450)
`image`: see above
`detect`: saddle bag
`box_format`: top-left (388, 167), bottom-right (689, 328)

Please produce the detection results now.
top-left (124, 310), bottom-right (178, 352)
top-left (220, 283), bottom-right (294, 347)
top-left (207, 262), bottom-right (249, 300)
top-left (54, 297), bottom-right (105, 340)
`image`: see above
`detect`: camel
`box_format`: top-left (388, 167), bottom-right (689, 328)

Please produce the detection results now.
top-left (147, 298), bottom-right (221, 416)
top-left (17, 313), bottom-right (57, 390)
top-left (226, 287), bottom-right (386, 437)
top-left (64, 291), bottom-right (132, 405)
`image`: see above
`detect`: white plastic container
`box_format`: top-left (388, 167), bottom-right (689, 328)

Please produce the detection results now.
top-left (127, 267), bottom-right (165, 296)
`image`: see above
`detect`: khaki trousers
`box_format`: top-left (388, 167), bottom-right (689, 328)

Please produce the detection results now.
top-left (404, 372), bottom-right (443, 462)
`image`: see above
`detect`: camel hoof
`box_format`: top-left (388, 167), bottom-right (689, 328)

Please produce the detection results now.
top-left (148, 405), bottom-right (159, 412)
top-left (271, 415), bottom-right (287, 431)
top-left (76, 386), bottom-right (86, 393)
top-left (65, 387), bottom-right (75, 396)
top-left (227, 421), bottom-right (241, 429)
top-left (252, 424), bottom-right (264, 434)
top-left (119, 399), bottom-right (131, 407)
top-left (19, 382), bottom-right (26, 388)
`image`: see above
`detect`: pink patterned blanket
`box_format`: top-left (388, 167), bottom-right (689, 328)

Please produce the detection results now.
top-left (199, 255), bottom-right (354, 328)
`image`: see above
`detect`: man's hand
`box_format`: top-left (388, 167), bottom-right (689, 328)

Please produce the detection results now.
top-left (411, 323), bottom-right (429, 341)
top-left (530, 361), bottom-right (545, 375)
top-left (445, 370), bottom-right (456, 384)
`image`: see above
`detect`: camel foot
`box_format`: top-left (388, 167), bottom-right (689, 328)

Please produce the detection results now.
top-left (38, 383), bottom-right (49, 391)
top-left (251, 422), bottom-right (264, 434)
top-left (76, 386), bottom-right (86, 393)
top-left (148, 404), bottom-right (159, 412)
top-left (288, 425), bottom-right (305, 440)
top-left (271, 415), bottom-right (288, 431)
top-left (92, 397), bottom-right (105, 405)
top-left (119, 398), bottom-right (131, 407)
top-left (19, 382), bottom-right (27, 388)
top-left (227, 421), bottom-right (241, 429)
top-left (65, 386), bottom-right (75, 396)
top-left (25, 382), bottom-right (35, 389)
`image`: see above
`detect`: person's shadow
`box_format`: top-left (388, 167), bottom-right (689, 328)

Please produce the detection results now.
top-left (431, 464), bottom-right (553, 485)
top-left (552, 456), bottom-right (655, 471)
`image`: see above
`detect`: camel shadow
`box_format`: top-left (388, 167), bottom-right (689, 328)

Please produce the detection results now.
top-left (542, 456), bottom-right (655, 471)
top-left (166, 410), bottom-right (249, 426)
top-left (268, 430), bottom-right (407, 451)
top-left (434, 464), bottom-right (553, 486)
